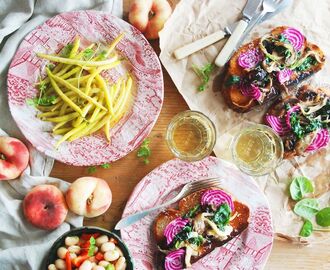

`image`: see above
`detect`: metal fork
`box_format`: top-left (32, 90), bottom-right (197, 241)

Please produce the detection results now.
top-left (114, 177), bottom-right (222, 230)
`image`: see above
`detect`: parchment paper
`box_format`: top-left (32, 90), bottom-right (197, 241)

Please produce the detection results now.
top-left (159, 0), bottom-right (330, 243)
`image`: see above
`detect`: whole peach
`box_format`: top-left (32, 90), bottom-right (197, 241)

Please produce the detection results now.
top-left (65, 177), bottom-right (112, 218)
top-left (0, 136), bottom-right (29, 180)
top-left (129, 0), bottom-right (172, 40)
top-left (23, 185), bottom-right (68, 230)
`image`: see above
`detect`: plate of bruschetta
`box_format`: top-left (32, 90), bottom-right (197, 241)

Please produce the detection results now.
top-left (120, 157), bottom-right (274, 270)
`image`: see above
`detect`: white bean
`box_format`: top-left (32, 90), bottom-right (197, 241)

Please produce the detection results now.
top-left (92, 266), bottom-right (105, 270)
top-left (65, 236), bottom-right (79, 246)
top-left (48, 264), bottom-right (57, 270)
top-left (91, 262), bottom-right (97, 267)
top-left (79, 260), bottom-right (93, 270)
top-left (98, 261), bottom-right (110, 267)
top-left (95, 235), bottom-right (109, 246)
top-left (114, 246), bottom-right (124, 257)
top-left (104, 250), bottom-right (120, 262)
top-left (57, 247), bottom-right (68, 259)
top-left (70, 253), bottom-right (77, 259)
top-left (55, 259), bottom-right (66, 270)
top-left (68, 245), bottom-right (81, 254)
top-left (101, 242), bottom-right (115, 253)
top-left (115, 257), bottom-right (126, 270)
top-left (94, 246), bottom-right (99, 254)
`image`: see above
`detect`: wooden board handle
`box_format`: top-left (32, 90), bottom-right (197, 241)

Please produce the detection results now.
top-left (173, 30), bottom-right (227, 60)
top-left (214, 20), bottom-right (248, 67)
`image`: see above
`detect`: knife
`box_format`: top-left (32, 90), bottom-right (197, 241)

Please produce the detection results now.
top-left (214, 0), bottom-right (263, 67)
top-left (173, 0), bottom-right (262, 60)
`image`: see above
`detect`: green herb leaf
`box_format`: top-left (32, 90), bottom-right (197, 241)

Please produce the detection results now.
top-left (61, 43), bottom-right (73, 58)
top-left (170, 225), bottom-right (192, 247)
top-left (289, 176), bottom-right (314, 201)
top-left (27, 96), bottom-right (56, 107)
top-left (88, 166), bottom-right (97, 173)
top-left (184, 204), bottom-right (201, 218)
top-left (295, 56), bottom-right (317, 72)
top-left (192, 63), bottom-right (215, 92)
top-left (101, 163), bottom-right (111, 169)
top-left (137, 138), bottom-right (151, 164)
top-left (188, 235), bottom-right (204, 246)
top-left (88, 236), bottom-right (96, 256)
top-left (299, 220), bottom-right (313, 237)
top-left (98, 50), bottom-right (107, 60)
top-left (83, 48), bottom-right (94, 60)
top-left (47, 64), bottom-right (55, 71)
top-left (105, 264), bottom-right (115, 270)
top-left (212, 203), bottom-right (231, 228)
top-left (225, 75), bottom-right (240, 87)
top-left (278, 34), bottom-right (290, 43)
top-left (294, 198), bottom-right (320, 220)
top-left (39, 81), bottom-right (47, 92)
top-left (316, 207), bottom-right (330, 227)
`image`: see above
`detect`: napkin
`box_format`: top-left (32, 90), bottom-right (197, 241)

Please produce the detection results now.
top-left (159, 0), bottom-right (330, 243)
top-left (0, 0), bottom-right (123, 269)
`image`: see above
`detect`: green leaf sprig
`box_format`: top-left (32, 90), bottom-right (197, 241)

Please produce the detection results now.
top-left (87, 163), bottom-right (111, 173)
top-left (192, 63), bottom-right (215, 92)
top-left (137, 138), bottom-right (151, 164)
top-left (88, 236), bottom-right (96, 256)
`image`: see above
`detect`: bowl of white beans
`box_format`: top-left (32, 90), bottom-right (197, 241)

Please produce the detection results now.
top-left (45, 226), bottom-right (133, 270)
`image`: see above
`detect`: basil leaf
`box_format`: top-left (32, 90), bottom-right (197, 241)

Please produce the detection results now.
top-left (212, 203), bottom-right (231, 228)
top-left (289, 176), bottom-right (314, 201)
top-left (316, 207), bottom-right (330, 227)
top-left (294, 198), bottom-right (320, 220)
top-left (299, 220), bottom-right (313, 237)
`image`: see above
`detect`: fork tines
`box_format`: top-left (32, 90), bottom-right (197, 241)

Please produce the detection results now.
top-left (189, 177), bottom-right (223, 193)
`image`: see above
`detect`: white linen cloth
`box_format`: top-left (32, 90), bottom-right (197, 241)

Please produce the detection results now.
top-left (0, 1), bottom-right (123, 269)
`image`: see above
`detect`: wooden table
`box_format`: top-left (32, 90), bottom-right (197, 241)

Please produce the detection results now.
top-left (50, 30), bottom-right (330, 270)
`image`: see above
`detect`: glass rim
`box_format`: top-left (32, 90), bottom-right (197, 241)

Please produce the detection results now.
top-left (165, 110), bottom-right (217, 162)
top-left (230, 123), bottom-right (284, 176)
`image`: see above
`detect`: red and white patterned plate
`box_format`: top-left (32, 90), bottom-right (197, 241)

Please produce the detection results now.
top-left (121, 157), bottom-right (274, 270)
top-left (7, 10), bottom-right (164, 166)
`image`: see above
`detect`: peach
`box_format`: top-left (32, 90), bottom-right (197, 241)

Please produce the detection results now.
top-left (129, 0), bottom-right (172, 40)
top-left (65, 177), bottom-right (112, 218)
top-left (23, 185), bottom-right (68, 230)
top-left (0, 136), bottom-right (29, 180)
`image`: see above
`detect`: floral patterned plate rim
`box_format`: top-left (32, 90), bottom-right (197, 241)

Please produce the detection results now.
top-left (7, 10), bottom-right (164, 166)
top-left (121, 156), bottom-right (274, 270)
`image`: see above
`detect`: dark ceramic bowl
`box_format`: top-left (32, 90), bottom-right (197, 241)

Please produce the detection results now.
top-left (44, 226), bottom-right (134, 269)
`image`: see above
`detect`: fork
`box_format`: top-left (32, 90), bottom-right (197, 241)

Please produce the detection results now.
top-left (215, 0), bottom-right (286, 67)
top-left (114, 177), bottom-right (222, 230)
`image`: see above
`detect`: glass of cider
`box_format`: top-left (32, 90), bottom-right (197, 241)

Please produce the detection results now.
top-left (165, 110), bottom-right (216, 162)
top-left (231, 124), bottom-right (284, 176)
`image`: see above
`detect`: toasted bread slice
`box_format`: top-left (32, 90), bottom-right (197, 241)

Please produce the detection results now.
top-left (265, 85), bottom-right (330, 158)
top-left (153, 188), bottom-right (250, 268)
top-left (222, 26), bottom-right (325, 113)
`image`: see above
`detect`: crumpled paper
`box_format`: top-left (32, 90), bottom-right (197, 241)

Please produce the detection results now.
top-left (159, 0), bottom-right (330, 243)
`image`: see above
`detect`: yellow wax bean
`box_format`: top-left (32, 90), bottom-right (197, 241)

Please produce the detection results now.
top-left (37, 53), bottom-right (118, 67)
top-left (68, 111), bottom-right (107, 141)
top-left (69, 36), bottom-right (80, 58)
top-left (87, 114), bottom-right (109, 135)
top-left (104, 33), bottom-right (125, 58)
top-left (47, 69), bottom-right (83, 115)
top-left (72, 101), bottom-right (95, 128)
top-left (53, 120), bottom-right (69, 131)
top-left (95, 74), bottom-right (113, 115)
top-left (89, 92), bottom-right (104, 123)
top-left (113, 77), bottom-right (132, 122)
top-left (37, 111), bottom-right (59, 119)
top-left (53, 127), bottom-right (71, 135)
top-left (49, 72), bottom-right (107, 111)
top-left (55, 123), bottom-right (87, 148)
top-left (44, 111), bottom-right (79, 123)
top-left (104, 114), bottom-right (111, 142)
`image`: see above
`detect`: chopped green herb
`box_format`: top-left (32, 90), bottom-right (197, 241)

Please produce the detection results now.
top-left (47, 64), bottom-right (55, 70)
top-left (88, 236), bottom-right (96, 256)
top-left (299, 220), bottom-right (313, 237)
top-left (101, 163), bottom-right (111, 169)
top-left (98, 50), bottom-right (107, 60)
top-left (188, 235), bottom-right (204, 246)
top-left (27, 95), bottom-right (56, 107)
top-left (212, 203), bottom-right (231, 229)
top-left (61, 43), bottom-right (73, 58)
top-left (192, 63), bottom-right (215, 92)
top-left (225, 75), bottom-right (240, 87)
top-left (39, 81), bottom-right (47, 92)
top-left (296, 56), bottom-right (317, 72)
top-left (88, 166), bottom-right (97, 173)
top-left (137, 138), bottom-right (151, 164)
top-left (184, 204), bottom-right (201, 218)
top-left (170, 225), bottom-right (192, 247)
top-left (83, 48), bottom-right (94, 60)
top-left (278, 34), bottom-right (289, 43)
